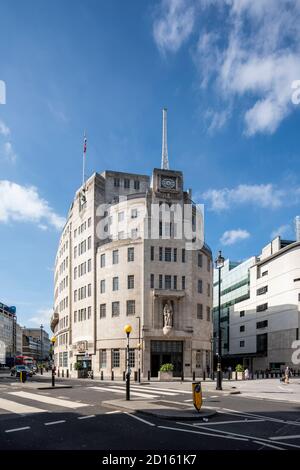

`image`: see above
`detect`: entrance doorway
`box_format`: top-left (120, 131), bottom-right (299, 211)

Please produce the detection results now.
top-left (150, 340), bottom-right (183, 377)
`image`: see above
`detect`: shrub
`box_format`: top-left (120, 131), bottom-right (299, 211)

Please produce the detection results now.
top-left (74, 362), bottom-right (83, 371)
top-left (159, 363), bottom-right (174, 372)
top-left (235, 364), bottom-right (244, 372)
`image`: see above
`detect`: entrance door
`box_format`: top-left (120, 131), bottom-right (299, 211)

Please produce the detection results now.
top-left (150, 341), bottom-right (183, 377)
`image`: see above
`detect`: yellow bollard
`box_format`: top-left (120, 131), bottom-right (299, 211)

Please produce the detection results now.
top-left (192, 381), bottom-right (203, 412)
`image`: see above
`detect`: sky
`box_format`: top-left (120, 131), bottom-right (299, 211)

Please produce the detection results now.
top-left (1, 0), bottom-right (300, 332)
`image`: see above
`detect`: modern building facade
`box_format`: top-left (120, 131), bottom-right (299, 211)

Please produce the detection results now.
top-left (214, 236), bottom-right (300, 371)
top-left (52, 120), bottom-right (213, 378)
top-left (0, 302), bottom-right (22, 365)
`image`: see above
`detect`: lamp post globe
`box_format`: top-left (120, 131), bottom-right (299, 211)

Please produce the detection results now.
top-left (124, 325), bottom-right (132, 400)
top-left (215, 250), bottom-right (224, 391)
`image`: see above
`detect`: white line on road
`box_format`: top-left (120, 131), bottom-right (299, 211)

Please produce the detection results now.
top-left (129, 386), bottom-right (178, 396)
top-left (253, 441), bottom-right (285, 450)
top-left (194, 419), bottom-right (265, 426)
top-left (270, 434), bottom-right (300, 441)
top-left (78, 415), bottom-right (96, 420)
top-left (5, 426), bottom-right (31, 433)
top-left (158, 425), bottom-right (249, 442)
top-left (88, 386), bottom-right (158, 399)
top-left (9, 391), bottom-right (89, 409)
top-left (105, 410), bottom-right (121, 414)
top-left (184, 399), bottom-right (193, 402)
top-left (44, 420), bottom-right (66, 426)
top-left (0, 397), bottom-right (47, 415)
top-left (123, 412), bottom-right (155, 427)
top-left (134, 385), bottom-right (192, 395)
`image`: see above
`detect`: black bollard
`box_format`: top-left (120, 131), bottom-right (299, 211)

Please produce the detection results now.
top-left (57, 369), bottom-right (60, 378)
top-left (101, 370), bottom-right (104, 380)
top-left (193, 371), bottom-right (195, 381)
top-left (148, 370), bottom-right (150, 381)
top-left (111, 370), bottom-right (114, 381)
top-left (123, 371), bottom-right (126, 381)
top-left (62, 369), bottom-right (64, 378)
top-left (66, 369), bottom-right (69, 378)
top-left (52, 369), bottom-right (55, 387)
top-left (203, 371), bottom-right (206, 381)
top-left (134, 371), bottom-right (138, 382)
top-left (181, 369), bottom-right (184, 381)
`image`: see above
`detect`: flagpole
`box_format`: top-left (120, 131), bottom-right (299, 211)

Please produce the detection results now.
top-left (82, 131), bottom-right (86, 189)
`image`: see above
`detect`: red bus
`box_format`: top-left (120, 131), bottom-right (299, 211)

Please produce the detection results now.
top-left (15, 355), bottom-right (34, 367)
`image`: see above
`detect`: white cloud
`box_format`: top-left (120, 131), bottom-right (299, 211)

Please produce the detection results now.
top-left (0, 120), bottom-right (10, 136)
top-left (0, 180), bottom-right (65, 230)
top-left (220, 229), bottom-right (250, 246)
top-left (28, 308), bottom-right (53, 327)
top-left (202, 183), bottom-right (285, 211)
top-left (155, 0), bottom-right (300, 134)
top-left (271, 224), bottom-right (292, 239)
top-left (2, 141), bottom-right (17, 163)
top-left (153, 0), bottom-right (196, 53)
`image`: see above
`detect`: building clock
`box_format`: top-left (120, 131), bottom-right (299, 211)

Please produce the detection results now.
top-left (161, 177), bottom-right (176, 190)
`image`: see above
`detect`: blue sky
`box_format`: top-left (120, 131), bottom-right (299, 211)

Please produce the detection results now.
top-left (1, 0), bottom-right (300, 331)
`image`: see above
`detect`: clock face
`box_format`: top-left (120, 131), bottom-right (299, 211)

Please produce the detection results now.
top-left (161, 177), bottom-right (176, 189)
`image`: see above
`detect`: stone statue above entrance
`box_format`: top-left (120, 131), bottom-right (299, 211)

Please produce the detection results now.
top-left (163, 301), bottom-right (173, 335)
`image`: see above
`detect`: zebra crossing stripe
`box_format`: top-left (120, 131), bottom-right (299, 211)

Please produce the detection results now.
top-left (8, 391), bottom-right (89, 409)
top-left (89, 386), bottom-right (158, 399)
top-left (0, 397), bottom-right (47, 415)
top-left (129, 386), bottom-right (177, 396)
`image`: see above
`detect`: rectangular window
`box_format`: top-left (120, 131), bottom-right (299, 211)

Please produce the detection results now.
top-left (165, 275), bottom-right (172, 289)
top-left (118, 211), bottom-right (124, 222)
top-left (74, 267), bottom-right (77, 280)
top-left (207, 257), bottom-right (211, 272)
top-left (112, 250), bottom-right (119, 264)
top-left (159, 247), bottom-right (163, 261)
top-left (197, 304), bottom-right (203, 320)
top-left (256, 303), bottom-right (268, 312)
top-left (74, 290), bottom-right (77, 302)
top-left (165, 247), bottom-right (172, 262)
top-left (131, 208), bottom-right (138, 219)
top-left (257, 333), bottom-right (268, 353)
top-left (88, 284), bottom-right (91, 297)
top-left (151, 246), bottom-right (154, 261)
top-left (74, 229), bottom-right (77, 238)
top-left (159, 221), bottom-right (162, 237)
top-left (257, 286), bottom-right (268, 295)
top-left (240, 325), bottom-right (245, 332)
top-left (126, 300), bottom-right (135, 316)
top-left (100, 279), bottom-right (105, 294)
top-left (150, 274), bottom-right (154, 289)
top-left (114, 178), bottom-right (120, 187)
top-left (74, 311), bottom-right (77, 323)
top-left (206, 306), bottom-right (210, 321)
top-left (100, 254), bottom-right (105, 268)
top-left (198, 279), bottom-right (203, 294)
top-left (198, 253), bottom-right (203, 267)
top-left (88, 259), bottom-right (91, 272)
top-left (134, 180), bottom-right (140, 190)
top-left (88, 217), bottom-right (91, 227)
top-left (182, 249), bottom-right (186, 263)
top-left (129, 349), bottom-right (135, 368)
top-left (74, 246), bottom-right (77, 259)
top-left (112, 349), bottom-right (120, 368)
top-left (112, 276), bottom-right (119, 291)
top-left (257, 320), bottom-right (268, 329)
top-left (100, 304), bottom-right (106, 318)
top-left (240, 311), bottom-right (245, 317)
top-left (128, 275), bottom-right (134, 289)
top-left (182, 276), bottom-right (186, 290)
top-left (262, 270), bottom-right (268, 277)
top-left (88, 306), bottom-right (91, 319)
top-left (207, 283), bottom-right (211, 297)
top-left (173, 275), bottom-right (177, 290)
top-left (159, 274), bottom-right (163, 289)
top-left (173, 248), bottom-right (177, 262)
top-left (128, 247), bottom-right (134, 262)
top-left (112, 301), bottom-right (120, 317)
top-left (100, 350), bottom-right (107, 368)
top-left (240, 341), bottom-right (245, 348)
top-left (124, 178), bottom-right (130, 189)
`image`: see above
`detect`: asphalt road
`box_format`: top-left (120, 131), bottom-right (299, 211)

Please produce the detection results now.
top-left (0, 373), bottom-right (300, 451)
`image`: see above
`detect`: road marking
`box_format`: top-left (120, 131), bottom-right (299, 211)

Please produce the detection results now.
top-left (135, 385), bottom-right (192, 395)
top-left (44, 420), bottom-right (66, 426)
top-left (78, 415), bottom-right (96, 420)
top-left (206, 406), bottom-right (300, 427)
top-left (0, 397), bottom-right (47, 415)
top-left (5, 426), bottom-right (31, 433)
top-left (105, 410), bottom-right (121, 414)
top-left (158, 425), bottom-right (249, 442)
top-left (184, 399), bottom-right (193, 402)
top-left (253, 440), bottom-right (285, 450)
top-left (129, 386), bottom-right (178, 396)
top-left (8, 391), bottom-right (89, 409)
top-left (89, 386), bottom-right (158, 399)
top-left (57, 396), bottom-right (69, 399)
top-left (194, 419), bottom-right (265, 426)
top-left (270, 434), bottom-right (300, 441)
top-left (123, 412), bottom-right (156, 427)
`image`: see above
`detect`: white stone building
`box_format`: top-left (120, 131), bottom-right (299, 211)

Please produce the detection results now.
top-left (51, 167), bottom-right (213, 379)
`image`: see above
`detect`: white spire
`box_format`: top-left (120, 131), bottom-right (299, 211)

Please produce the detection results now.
top-left (161, 108), bottom-right (169, 170)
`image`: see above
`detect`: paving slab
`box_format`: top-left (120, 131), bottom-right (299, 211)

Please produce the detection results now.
top-left (102, 398), bottom-right (216, 420)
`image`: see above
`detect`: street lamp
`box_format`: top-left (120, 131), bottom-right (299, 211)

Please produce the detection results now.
top-left (215, 250), bottom-right (225, 390)
top-left (124, 324), bottom-right (132, 400)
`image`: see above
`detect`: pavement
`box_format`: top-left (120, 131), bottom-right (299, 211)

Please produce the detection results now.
top-left (1, 372), bottom-right (300, 450)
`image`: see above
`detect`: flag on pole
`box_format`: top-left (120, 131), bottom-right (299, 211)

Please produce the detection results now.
top-left (83, 135), bottom-right (87, 154)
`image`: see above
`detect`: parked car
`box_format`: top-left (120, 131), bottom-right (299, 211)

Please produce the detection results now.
top-left (11, 365), bottom-right (33, 378)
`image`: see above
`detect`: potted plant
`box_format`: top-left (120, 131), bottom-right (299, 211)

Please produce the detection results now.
top-left (74, 361), bottom-right (87, 378)
top-left (235, 364), bottom-right (244, 380)
top-left (158, 363), bottom-right (174, 381)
